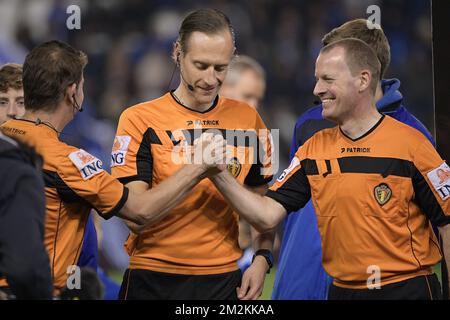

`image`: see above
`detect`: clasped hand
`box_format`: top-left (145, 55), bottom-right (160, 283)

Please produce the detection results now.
top-left (190, 133), bottom-right (228, 172)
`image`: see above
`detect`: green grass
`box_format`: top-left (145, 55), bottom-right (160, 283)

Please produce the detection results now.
top-left (259, 266), bottom-right (277, 300)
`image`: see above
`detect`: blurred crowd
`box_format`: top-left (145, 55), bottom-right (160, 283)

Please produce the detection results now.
top-left (0, 0), bottom-right (435, 286)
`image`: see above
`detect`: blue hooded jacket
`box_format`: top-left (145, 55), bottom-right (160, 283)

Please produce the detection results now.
top-left (272, 79), bottom-right (435, 300)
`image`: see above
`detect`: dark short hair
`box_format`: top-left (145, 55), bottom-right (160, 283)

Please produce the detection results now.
top-left (177, 9), bottom-right (235, 53)
top-left (0, 63), bottom-right (23, 93)
top-left (23, 40), bottom-right (87, 112)
top-left (321, 38), bottom-right (381, 95)
top-left (322, 19), bottom-right (390, 79)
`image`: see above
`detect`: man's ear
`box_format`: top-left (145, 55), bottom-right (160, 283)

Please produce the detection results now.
top-left (65, 83), bottom-right (77, 103)
top-left (359, 70), bottom-right (372, 93)
top-left (172, 41), bottom-right (182, 64)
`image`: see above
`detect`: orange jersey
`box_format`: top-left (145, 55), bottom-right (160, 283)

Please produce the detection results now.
top-left (111, 92), bottom-right (272, 275)
top-left (1, 119), bottom-right (128, 289)
top-left (267, 115), bottom-right (450, 288)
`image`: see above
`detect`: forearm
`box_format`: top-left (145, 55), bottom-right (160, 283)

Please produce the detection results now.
top-left (250, 227), bottom-right (276, 273)
top-left (246, 185), bottom-right (276, 252)
top-left (210, 171), bottom-right (282, 232)
top-left (123, 164), bottom-right (207, 226)
top-left (251, 227), bottom-right (275, 252)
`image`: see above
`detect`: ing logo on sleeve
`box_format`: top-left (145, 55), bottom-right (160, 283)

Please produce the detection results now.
top-left (111, 135), bottom-right (131, 167)
top-left (277, 157), bottom-right (300, 182)
top-left (69, 149), bottom-right (104, 180)
top-left (427, 162), bottom-right (450, 200)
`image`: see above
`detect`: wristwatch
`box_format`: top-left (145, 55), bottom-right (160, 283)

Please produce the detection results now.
top-left (252, 249), bottom-right (274, 274)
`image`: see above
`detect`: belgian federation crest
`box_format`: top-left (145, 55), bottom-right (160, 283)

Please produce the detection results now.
top-left (374, 183), bottom-right (392, 206)
top-left (227, 157), bottom-right (242, 178)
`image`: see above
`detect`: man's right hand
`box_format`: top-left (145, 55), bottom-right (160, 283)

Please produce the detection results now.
top-left (191, 133), bottom-right (228, 173)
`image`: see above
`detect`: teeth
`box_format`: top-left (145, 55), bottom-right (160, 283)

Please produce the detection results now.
top-left (322, 99), bottom-right (334, 103)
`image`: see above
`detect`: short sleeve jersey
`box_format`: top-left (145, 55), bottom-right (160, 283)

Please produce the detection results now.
top-left (111, 92), bottom-right (272, 275)
top-left (1, 119), bottom-right (128, 288)
top-left (267, 115), bottom-right (450, 288)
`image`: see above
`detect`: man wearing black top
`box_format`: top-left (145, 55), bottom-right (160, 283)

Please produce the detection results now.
top-left (0, 131), bottom-right (52, 299)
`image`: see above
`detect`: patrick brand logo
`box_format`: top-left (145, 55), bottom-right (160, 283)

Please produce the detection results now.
top-left (111, 135), bottom-right (131, 167)
top-left (340, 147), bottom-right (371, 153)
top-left (427, 162), bottom-right (450, 200)
top-left (186, 120), bottom-right (219, 126)
top-left (69, 149), bottom-right (104, 180)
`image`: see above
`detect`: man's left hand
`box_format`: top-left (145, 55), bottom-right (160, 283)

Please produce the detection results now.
top-left (236, 255), bottom-right (268, 300)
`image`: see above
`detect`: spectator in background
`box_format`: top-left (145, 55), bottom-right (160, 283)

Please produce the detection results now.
top-left (220, 55), bottom-right (266, 110)
top-left (0, 63), bottom-right (25, 124)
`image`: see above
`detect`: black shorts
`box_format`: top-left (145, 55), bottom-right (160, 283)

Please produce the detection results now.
top-left (328, 274), bottom-right (442, 300)
top-left (119, 268), bottom-right (242, 300)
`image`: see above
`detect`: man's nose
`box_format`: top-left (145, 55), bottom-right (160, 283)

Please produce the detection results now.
top-left (204, 67), bottom-right (219, 86)
top-left (7, 103), bottom-right (21, 118)
top-left (313, 80), bottom-right (325, 97)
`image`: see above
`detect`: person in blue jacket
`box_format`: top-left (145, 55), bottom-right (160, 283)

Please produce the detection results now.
top-left (272, 19), bottom-right (435, 300)
top-left (78, 215), bottom-right (98, 270)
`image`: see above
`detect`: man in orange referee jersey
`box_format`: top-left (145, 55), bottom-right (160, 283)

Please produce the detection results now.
top-left (111, 9), bottom-right (274, 300)
top-left (209, 38), bottom-right (450, 300)
top-left (0, 40), bottom-right (225, 296)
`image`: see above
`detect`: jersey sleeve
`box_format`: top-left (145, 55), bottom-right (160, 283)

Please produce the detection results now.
top-left (412, 138), bottom-right (450, 226)
top-left (111, 110), bottom-right (153, 185)
top-left (58, 148), bottom-right (128, 219)
top-left (265, 146), bottom-right (311, 213)
top-left (243, 112), bottom-right (274, 187)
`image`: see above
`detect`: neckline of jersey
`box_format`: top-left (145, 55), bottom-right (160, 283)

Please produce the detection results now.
top-left (8, 118), bottom-right (59, 137)
top-left (168, 91), bottom-right (220, 115)
top-left (338, 114), bottom-right (386, 142)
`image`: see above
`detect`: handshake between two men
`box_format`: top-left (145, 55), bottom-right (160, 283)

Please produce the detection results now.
top-left (186, 132), bottom-right (229, 176)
